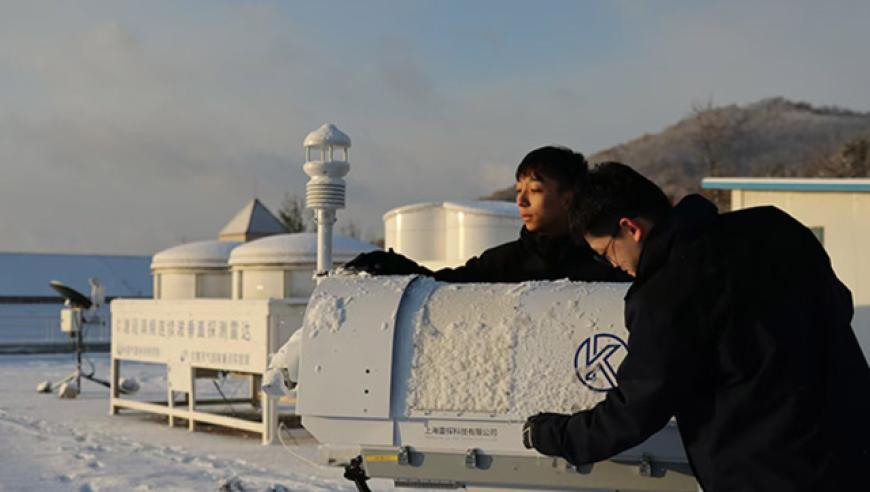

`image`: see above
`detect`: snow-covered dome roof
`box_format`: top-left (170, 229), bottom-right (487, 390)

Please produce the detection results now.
top-left (151, 240), bottom-right (241, 271)
top-left (304, 123), bottom-right (351, 148)
top-left (228, 233), bottom-right (376, 267)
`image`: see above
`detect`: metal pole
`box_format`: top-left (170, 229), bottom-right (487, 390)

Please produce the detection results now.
top-left (316, 209), bottom-right (336, 275)
top-left (76, 318), bottom-right (82, 393)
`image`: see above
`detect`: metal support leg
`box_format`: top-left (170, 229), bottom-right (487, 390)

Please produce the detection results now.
top-left (109, 358), bottom-right (120, 415)
top-left (262, 390), bottom-right (277, 445)
top-left (250, 374), bottom-right (262, 408)
top-left (249, 374), bottom-right (256, 403)
top-left (188, 367), bottom-right (196, 432)
top-left (167, 387), bottom-right (175, 427)
top-left (75, 329), bottom-right (83, 395)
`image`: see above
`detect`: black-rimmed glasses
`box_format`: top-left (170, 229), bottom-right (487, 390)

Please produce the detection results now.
top-left (591, 236), bottom-right (616, 267)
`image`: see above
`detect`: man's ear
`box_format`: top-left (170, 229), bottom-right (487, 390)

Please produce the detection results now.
top-left (618, 217), bottom-right (646, 243)
top-left (559, 189), bottom-right (574, 209)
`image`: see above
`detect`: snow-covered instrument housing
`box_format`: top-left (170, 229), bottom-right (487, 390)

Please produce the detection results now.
top-left (296, 275), bottom-right (697, 491)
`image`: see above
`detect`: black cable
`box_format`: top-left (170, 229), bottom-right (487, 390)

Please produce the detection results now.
top-left (79, 313), bottom-right (97, 378)
top-left (83, 356), bottom-right (96, 378)
top-left (212, 378), bottom-right (239, 418)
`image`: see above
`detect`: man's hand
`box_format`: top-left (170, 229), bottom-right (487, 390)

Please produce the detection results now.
top-left (522, 413), bottom-right (570, 456)
top-left (522, 418), bottom-right (535, 449)
top-left (343, 249), bottom-right (431, 276)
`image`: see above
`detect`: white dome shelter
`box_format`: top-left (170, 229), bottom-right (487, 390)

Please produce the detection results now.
top-left (383, 200), bottom-right (521, 270)
top-left (150, 240), bottom-right (241, 299)
top-left (228, 232), bottom-right (377, 300)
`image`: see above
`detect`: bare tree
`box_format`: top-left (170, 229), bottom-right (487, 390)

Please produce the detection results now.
top-left (690, 98), bottom-right (748, 177)
top-left (338, 219), bottom-right (361, 239)
top-left (691, 98), bottom-right (749, 210)
top-left (278, 193), bottom-right (311, 233)
top-left (812, 136), bottom-right (870, 177)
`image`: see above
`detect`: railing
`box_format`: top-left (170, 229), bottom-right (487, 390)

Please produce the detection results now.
top-left (0, 305), bottom-right (111, 351)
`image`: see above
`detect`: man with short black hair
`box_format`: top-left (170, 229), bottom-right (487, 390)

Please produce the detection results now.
top-left (345, 147), bottom-right (629, 283)
top-left (523, 162), bottom-right (870, 491)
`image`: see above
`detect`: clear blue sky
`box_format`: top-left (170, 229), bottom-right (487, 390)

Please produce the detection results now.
top-left (0, 0), bottom-right (868, 253)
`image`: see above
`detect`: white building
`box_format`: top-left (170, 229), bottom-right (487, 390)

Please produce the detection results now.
top-left (702, 177), bottom-right (870, 358)
top-left (383, 200), bottom-right (521, 270)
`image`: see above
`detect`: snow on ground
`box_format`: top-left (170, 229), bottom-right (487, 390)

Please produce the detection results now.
top-left (0, 354), bottom-right (399, 492)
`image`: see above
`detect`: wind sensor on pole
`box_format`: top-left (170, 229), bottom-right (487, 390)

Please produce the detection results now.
top-left (303, 123), bottom-right (351, 275)
top-left (37, 279), bottom-right (138, 398)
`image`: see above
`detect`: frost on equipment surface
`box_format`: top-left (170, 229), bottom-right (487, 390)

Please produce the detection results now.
top-left (295, 275), bottom-right (697, 491)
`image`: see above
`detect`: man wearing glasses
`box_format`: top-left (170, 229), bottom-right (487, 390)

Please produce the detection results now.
top-left (522, 162), bottom-right (869, 491)
top-left (345, 146), bottom-right (629, 283)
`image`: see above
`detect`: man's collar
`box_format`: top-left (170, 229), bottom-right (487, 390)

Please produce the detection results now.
top-left (520, 226), bottom-right (578, 258)
top-left (628, 194), bottom-right (718, 294)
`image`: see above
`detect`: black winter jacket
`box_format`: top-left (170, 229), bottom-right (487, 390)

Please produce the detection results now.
top-left (431, 227), bottom-right (631, 283)
top-left (531, 195), bottom-right (870, 491)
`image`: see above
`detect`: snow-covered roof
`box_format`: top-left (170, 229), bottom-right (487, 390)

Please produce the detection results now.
top-left (0, 253), bottom-right (151, 298)
top-left (228, 233), bottom-right (377, 267)
top-left (304, 123), bottom-right (351, 148)
top-left (151, 240), bottom-right (241, 271)
top-left (702, 177), bottom-right (870, 192)
top-left (383, 200), bottom-right (518, 221)
top-left (218, 199), bottom-right (288, 242)
top-left (381, 202), bottom-right (441, 220)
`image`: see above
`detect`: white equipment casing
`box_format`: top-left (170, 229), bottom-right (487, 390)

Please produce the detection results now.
top-left (60, 307), bottom-right (80, 333)
top-left (297, 276), bottom-right (694, 490)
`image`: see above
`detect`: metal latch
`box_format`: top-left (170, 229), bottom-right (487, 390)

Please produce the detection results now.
top-left (397, 446), bottom-right (411, 466)
top-left (465, 448), bottom-right (480, 469)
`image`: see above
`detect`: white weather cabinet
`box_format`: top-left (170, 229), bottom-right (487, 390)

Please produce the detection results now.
top-left (109, 298), bottom-right (304, 444)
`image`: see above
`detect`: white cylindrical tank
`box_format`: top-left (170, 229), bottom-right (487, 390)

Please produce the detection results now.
top-left (383, 201), bottom-right (521, 270)
top-left (442, 201), bottom-right (521, 264)
top-left (228, 232), bottom-right (377, 300)
top-left (298, 276), bottom-right (630, 426)
top-left (383, 203), bottom-right (445, 262)
top-left (150, 240), bottom-right (240, 299)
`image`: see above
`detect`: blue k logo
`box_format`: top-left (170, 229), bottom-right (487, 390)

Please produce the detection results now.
top-left (574, 333), bottom-right (628, 392)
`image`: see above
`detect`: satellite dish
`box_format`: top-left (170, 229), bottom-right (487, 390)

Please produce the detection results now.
top-left (49, 280), bottom-right (92, 309)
